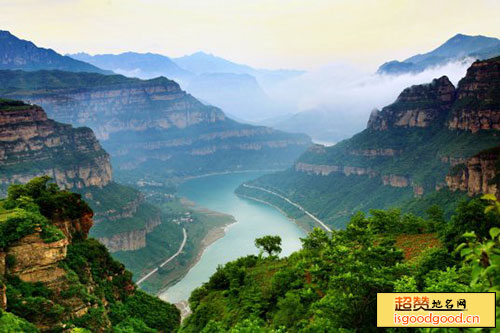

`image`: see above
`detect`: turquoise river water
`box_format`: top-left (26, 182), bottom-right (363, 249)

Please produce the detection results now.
top-left (160, 172), bottom-right (306, 303)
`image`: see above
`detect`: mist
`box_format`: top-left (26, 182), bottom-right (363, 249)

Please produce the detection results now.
top-left (261, 59), bottom-right (473, 142)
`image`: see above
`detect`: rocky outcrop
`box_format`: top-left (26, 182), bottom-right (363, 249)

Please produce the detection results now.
top-left (448, 57), bottom-right (500, 132)
top-left (295, 162), bottom-right (377, 177)
top-left (349, 148), bottom-right (401, 157)
top-left (98, 230), bottom-right (147, 252)
top-left (446, 147), bottom-right (500, 196)
top-left (53, 212), bottom-right (94, 242)
top-left (0, 70), bottom-right (311, 178)
top-left (295, 162), bottom-right (424, 195)
top-left (26, 81), bottom-right (225, 141)
top-left (441, 156), bottom-right (468, 166)
top-left (381, 174), bottom-right (410, 187)
top-left (97, 205), bottom-right (162, 252)
top-left (0, 101), bottom-right (112, 192)
top-left (6, 233), bottom-right (69, 286)
top-left (368, 76), bottom-right (455, 130)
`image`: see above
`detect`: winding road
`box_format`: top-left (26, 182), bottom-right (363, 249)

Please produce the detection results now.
top-left (242, 184), bottom-right (332, 232)
top-left (136, 228), bottom-right (188, 285)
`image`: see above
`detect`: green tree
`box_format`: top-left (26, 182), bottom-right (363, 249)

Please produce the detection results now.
top-left (255, 235), bottom-right (282, 258)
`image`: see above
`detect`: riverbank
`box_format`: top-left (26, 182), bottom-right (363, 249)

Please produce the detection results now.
top-left (236, 193), bottom-right (312, 233)
top-left (157, 207), bottom-right (236, 294)
top-left (159, 172), bottom-right (305, 305)
top-left (180, 169), bottom-right (283, 181)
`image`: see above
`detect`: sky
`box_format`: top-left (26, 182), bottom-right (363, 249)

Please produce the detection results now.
top-left (1, 0), bottom-right (499, 70)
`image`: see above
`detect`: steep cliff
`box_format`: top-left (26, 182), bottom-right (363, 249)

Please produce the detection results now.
top-left (448, 56), bottom-right (500, 132)
top-left (0, 70), bottom-right (311, 182)
top-left (0, 99), bottom-right (174, 253)
top-left (367, 76), bottom-right (455, 130)
top-left (0, 178), bottom-right (180, 331)
top-left (237, 57), bottom-right (500, 228)
top-left (0, 99), bottom-right (112, 194)
top-left (446, 146), bottom-right (500, 197)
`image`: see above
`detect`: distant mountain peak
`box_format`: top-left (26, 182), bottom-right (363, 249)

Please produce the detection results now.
top-left (378, 33), bottom-right (500, 75)
top-left (0, 30), bottom-right (109, 74)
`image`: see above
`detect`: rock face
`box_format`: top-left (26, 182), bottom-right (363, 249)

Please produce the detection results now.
top-left (6, 233), bottom-right (69, 285)
top-left (0, 100), bottom-right (160, 253)
top-left (295, 162), bottom-right (377, 177)
top-left (0, 180), bottom-right (170, 331)
top-left (368, 76), bottom-right (456, 130)
top-left (0, 100), bottom-right (112, 193)
top-left (240, 57), bottom-right (500, 228)
top-left (0, 70), bottom-right (311, 179)
top-left (96, 201), bottom-right (162, 252)
top-left (446, 147), bottom-right (500, 197)
top-left (448, 57), bottom-right (500, 132)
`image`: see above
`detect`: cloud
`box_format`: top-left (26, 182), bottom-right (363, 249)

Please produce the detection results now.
top-left (264, 59), bottom-right (473, 140)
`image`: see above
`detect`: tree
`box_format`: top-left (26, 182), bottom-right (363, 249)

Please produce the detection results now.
top-left (254, 235), bottom-right (282, 258)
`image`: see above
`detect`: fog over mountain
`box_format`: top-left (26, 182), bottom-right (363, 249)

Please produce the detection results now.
top-left (262, 59), bottom-right (474, 142)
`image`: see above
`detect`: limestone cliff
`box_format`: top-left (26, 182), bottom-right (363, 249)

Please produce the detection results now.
top-left (368, 76), bottom-right (455, 130)
top-left (446, 146), bottom-right (500, 197)
top-left (0, 100), bottom-right (112, 193)
top-left (95, 200), bottom-right (162, 252)
top-left (448, 56), bottom-right (500, 132)
top-left (0, 178), bottom-right (180, 331)
top-left (0, 99), bottom-right (165, 253)
top-left (240, 57), bottom-right (500, 228)
top-left (0, 70), bottom-right (311, 180)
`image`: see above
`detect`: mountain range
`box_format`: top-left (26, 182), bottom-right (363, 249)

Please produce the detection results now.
top-left (378, 33), bottom-right (500, 74)
top-left (237, 56), bottom-right (500, 229)
top-left (264, 33), bottom-right (500, 143)
top-left (0, 30), bottom-right (109, 74)
top-left (1, 26), bottom-right (500, 332)
top-left (69, 51), bottom-right (302, 121)
top-left (0, 69), bottom-right (311, 183)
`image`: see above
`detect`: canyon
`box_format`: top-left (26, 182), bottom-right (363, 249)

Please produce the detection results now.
top-left (238, 57), bottom-right (500, 228)
top-left (0, 100), bottom-right (171, 253)
top-left (0, 70), bottom-right (311, 183)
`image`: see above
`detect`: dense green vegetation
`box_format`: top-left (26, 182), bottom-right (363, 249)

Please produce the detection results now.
top-left (117, 199), bottom-right (234, 294)
top-left (181, 196), bottom-right (500, 331)
top-left (0, 178), bottom-right (180, 331)
top-left (238, 127), bottom-right (498, 229)
top-left (0, 70), bottom-right (173, 93)
top-left (0, 98), bottom-right (29, 111)
top-left (0, 310), bottom-right (38, 332)
top-left (110, 121), bottom-right (309, 184)
top-left (239, 57), bottom-right (500, 229)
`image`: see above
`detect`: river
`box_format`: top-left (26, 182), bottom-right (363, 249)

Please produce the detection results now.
top-left (159, 172), bottom-right (306, 303)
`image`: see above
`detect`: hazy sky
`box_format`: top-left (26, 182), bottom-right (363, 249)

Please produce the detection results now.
top-left (1, 0), bottom-right (499, 70)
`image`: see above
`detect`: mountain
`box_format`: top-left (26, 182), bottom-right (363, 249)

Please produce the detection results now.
top-left (0, 31), bottom-right (109, 74)
top-left (0, 98), bottom-right (183, 256)
top-left (70, 50), bottom-right (301, 121)
top-left (0, 177), bottom-right (180, 331)
top-left (0, 99), bottom-right (111, 192)
top-left (69, 51), bottom-right (192, 81)
top-left (0, 70), bottom-right (311, 184)
top-left (378, 34), bottom-right (500, 74)
top-left (173, 51), bottom-right (258, 75)
top-left (172, 51), bottom-right (303, 85)
top-left (236, 56), bottom-right (500, 229)
top-left (184, 72), bottom-right (285, 121)
top-left (261, 106), bottom-right (360, 144)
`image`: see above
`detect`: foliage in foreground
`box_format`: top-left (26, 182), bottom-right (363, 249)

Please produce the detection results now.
top-left (0, 177), bottom-right (180, 332)
top-left (181, 197), bottom-right (500, 332)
